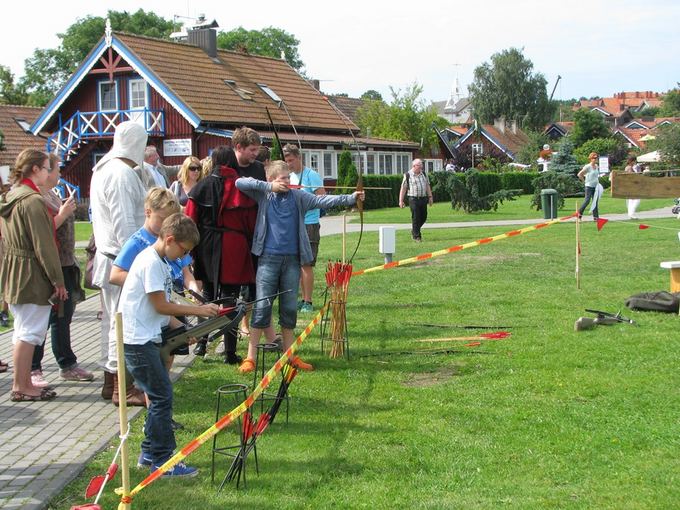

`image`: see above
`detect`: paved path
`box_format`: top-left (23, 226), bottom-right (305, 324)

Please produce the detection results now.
top-left (317, 206), bottom-right (675, 236)
top-left (0, 296), bottom-right (195, 509)
top-left (6, 206), bottom-right (676, 509)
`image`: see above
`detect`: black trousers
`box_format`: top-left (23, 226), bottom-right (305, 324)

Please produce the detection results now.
top-left (409, 196), bottom-right (429, 239)
top-left (32, 265), bottom-right (79, 371)
top-left (202, 282), bottom-right (241, 355)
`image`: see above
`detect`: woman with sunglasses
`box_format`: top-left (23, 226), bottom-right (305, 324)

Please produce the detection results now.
top-left (170, 156), bottom-right (203, 208)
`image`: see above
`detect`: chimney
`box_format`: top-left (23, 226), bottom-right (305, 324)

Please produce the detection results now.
top-left (493, 116), bottom-right (505, 134)
top-left (308, 79), bottom-right (320, 91)
top-left (509, 119), bottom-right (517, 134)
top-left (188, 27), bottom-right (217, 58)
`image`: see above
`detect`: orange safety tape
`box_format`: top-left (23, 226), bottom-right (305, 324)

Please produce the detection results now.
top-left (352, 213), bottom-right (577, 277)
top-left (127, 303), bottom-right (328, 498)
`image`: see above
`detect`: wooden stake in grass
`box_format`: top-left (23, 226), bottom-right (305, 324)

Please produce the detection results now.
top-left (575, 201), bottom-right (581, 290)
top-left (324, 261), bottom-right (352, 358)
top-left (114, 312), bottom-right (131, 510)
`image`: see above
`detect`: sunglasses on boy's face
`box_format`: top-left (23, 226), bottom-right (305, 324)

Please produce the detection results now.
top-left (189, 166), bottom-right (201, 171)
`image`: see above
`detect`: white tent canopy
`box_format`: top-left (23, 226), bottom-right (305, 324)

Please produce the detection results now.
top-left (637, 150), bottom-right (661, 163)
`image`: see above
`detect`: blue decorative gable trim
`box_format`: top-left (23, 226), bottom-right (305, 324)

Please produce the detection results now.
top-left (110, 38), bottom-right (200, 128)
top-left (30, 34), bottom-right (201, 134)
top-left (30, 39), bottom-right (108, 134)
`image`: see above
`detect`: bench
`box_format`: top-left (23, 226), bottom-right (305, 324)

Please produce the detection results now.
top-left (660, 261), bottom-right (680, 292)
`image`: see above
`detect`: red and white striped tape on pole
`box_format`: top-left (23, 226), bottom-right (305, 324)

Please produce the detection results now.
top-left (125, 303), bottom-right (328, 501)
top-left (352, 213), bottom-right (577, 277)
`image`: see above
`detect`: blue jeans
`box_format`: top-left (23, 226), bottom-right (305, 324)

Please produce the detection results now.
top-left (124, 342), bottom-right (175, 465)
top-left (251, 254), bottom-right (300, 330)
top-left (579, 186), bottom-right (599, 218)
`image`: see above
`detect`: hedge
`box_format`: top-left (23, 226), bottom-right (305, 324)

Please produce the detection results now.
top-left (328, 171), bottom-right (541, 211)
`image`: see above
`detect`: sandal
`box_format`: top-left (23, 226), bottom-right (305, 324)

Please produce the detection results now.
top-left (10, 389), bottom-right (56, 402)
top-left (0, 361), bottom-right (7, 373)
top-left (238, 358), bottom-right (255, 374)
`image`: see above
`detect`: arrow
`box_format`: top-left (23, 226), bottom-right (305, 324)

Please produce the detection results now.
top-left (417, 331), bottom-right (511, 343)
top-left (287, 184), bottom-right (391, 190)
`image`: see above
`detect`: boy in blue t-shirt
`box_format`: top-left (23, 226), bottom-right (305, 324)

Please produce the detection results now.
top-left (110, 187), bottom-right (198, 295)
top-left (235, 161), bottom-right (363, 373)
top-left (120, 213), bottom-right (219, 477)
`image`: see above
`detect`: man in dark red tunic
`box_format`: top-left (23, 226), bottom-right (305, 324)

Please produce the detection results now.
top-left (186, 128), bottom-right (265, 362)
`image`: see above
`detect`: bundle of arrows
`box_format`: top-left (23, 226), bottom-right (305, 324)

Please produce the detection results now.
top-left (324, 261), bottom-right (353, 358)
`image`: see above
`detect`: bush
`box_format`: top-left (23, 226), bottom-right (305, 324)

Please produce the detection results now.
top-left (75, 203), bottom-right (90, 221)
top-left (530, 171), bottom-right (582, 210)
top-left (500, 172), bottom-right (539, 194)
top-left (447, 169), bottom-right (521, 213)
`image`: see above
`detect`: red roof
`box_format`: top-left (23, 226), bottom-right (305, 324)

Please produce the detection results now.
top-left (0, 105), bottom-right (46, 167)
top-left (116, 32), bottom-right (357, 133)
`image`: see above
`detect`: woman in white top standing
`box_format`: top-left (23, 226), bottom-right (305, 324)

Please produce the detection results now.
top-left (623, 156), bottom-right (641, 219)
top-left (577, 152), bottom-right (601, 220)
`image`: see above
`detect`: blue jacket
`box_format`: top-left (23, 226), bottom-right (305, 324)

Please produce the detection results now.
top-left (236, 177), bottom-right (357, 265)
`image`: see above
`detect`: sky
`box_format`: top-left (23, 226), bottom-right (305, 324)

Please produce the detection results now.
top-left (1, 0), bottom-right (678, 104)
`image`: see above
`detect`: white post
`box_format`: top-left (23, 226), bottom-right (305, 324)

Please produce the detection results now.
top-left (379, 227), bottom-right (396, 264)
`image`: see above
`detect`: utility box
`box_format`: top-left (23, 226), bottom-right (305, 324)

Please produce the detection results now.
top-left (540, 188), bottom-right (558, 219)
top-left (379, 227), bottom-right (396, 263)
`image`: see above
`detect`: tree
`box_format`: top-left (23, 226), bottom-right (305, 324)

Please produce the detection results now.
top-left (658, 87), bottom-right (680, 117)
top-left (648, 124), bottom-right (680, 165)
top-left (549, 138), bottom-right (581, 175)
top-left (360, 90), bottom-right (383, 101)
top-left (468, 48), bottom-right (555, 131)
top-left (19, 10), bottom-right (179, 106)
top-left (516, 130), bottom-right (550, 166)
top-left (569, 108), bottom-right (610, 147)
top-left (573, 137), bottom-right (627, 166)
top-left (217, 27), bottom-right (304, 73)
top-left (356, 82), bottom-right (448, 155)
top-left (0, 66), bottom-right (28, 105)
top-left (336, 150), bottom-right (356, 192)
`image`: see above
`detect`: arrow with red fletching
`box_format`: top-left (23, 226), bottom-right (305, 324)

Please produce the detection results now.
top-left (417, 331), bottom-right (511, 343)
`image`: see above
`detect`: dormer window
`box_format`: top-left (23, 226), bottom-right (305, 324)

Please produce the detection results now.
top-left (257, 83), bottom-right (282, 105)
top-left (224, 80), bottom-right (254, 101)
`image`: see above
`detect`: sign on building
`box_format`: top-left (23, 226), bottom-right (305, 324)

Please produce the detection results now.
top-left (163, 139), bottom-right (192, 157)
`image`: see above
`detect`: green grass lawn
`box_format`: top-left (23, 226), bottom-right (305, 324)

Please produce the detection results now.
top-left (75, 221), bottom-right (93, 242)
top-left (360, 195), bottom-right (673, 224)
top-left (50, 215), bottom-right (680, 509)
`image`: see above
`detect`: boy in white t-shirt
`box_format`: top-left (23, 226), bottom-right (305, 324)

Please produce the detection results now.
top-left (119, 213), bottom-right (219, 478)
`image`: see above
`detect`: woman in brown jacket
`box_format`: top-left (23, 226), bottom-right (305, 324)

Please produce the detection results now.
top-left (0, 149), bottom-right (66, 401)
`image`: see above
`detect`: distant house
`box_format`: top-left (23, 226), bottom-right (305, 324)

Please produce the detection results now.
top-left (29, 22), bottom-right (417, 197)
top-left (0, 105), bottom-right (47, 182)
top-left (452, 118), bottom-right (529, 167)
top-left (613, 116), bottom-right (680, 149)
top-left (433, 97), bottom-right (473, 125)
top-left (325, 94), bottom-right (366, 125)
top-left (572, 91), bottom-right (663, 127)
top-left (543, 121), bottom-right (574, 140)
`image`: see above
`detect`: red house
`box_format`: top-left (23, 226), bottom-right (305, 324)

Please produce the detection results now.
top-left (30, 21), bottom-right (417, 197)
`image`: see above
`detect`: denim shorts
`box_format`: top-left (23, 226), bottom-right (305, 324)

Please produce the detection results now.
top-left (251, 254), bottom-right (300, 330)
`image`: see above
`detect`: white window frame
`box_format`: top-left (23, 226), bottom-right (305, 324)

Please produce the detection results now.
top-left (98, 81), bottom-right (118, 112)
top-left (128, 78), bottom-right (148, 110)
top-left (471, 143), bottom-right (483, 155)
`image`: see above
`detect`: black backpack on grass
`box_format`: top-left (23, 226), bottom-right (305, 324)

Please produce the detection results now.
top-left (625, 291), bottom-right (680, 313)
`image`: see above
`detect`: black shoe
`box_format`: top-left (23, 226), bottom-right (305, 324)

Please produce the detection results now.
top-left (171, 419), bottom-right (184, 431)
top-left (193, 342), bottom-right (207, 357)
top-left (224, 352), bottom-right (243, 365)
